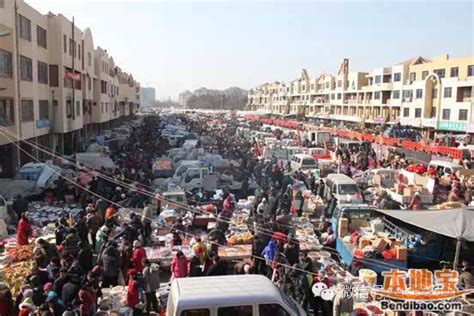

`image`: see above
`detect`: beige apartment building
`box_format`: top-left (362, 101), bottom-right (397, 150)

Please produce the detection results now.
top-left (248, 55), bottom-right (474, 135)
top-left (0, 0), bottom-right (140, 177)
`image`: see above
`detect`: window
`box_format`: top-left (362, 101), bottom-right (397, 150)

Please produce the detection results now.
top-left (393, 90), bottom-right (400, 99)
top-left (76, 100), bottom-right (81, 116)
top-left (39, 100), bottom-right (49, 120)
top-left (17, 15), bottom-right (31, 41)
top-left (37, 61), bottom-right (48, 84)
top-left (403, 108), bottom-right (409, 117)
top-left (337, 93), bottom-right (341, 100)
top-left (325, 82), bottom-right (329, 88)
top-left (444, 87), bottom-right (452, 98)
top-left (468, 65), bottom-right (474, 77)
top-left (181, 309), bottom-right (210, 316)
top-left (218, 306), bottom-right (252, 316)
top-left (0, 0), bottom-right (4, 8)
top-left (431, 107), bottom-right (436, 117)
top-left (393, 73), bottom-right (401, 82)
top-left (416, 89), bottom-right (423, 99)
top-left (0, 49), bottom-right (12, 77)
top-left (78, 44), bottom-right (81, 60)
top-left (49, 65), bottom-right (58, 87)
top-left (69, 39), bottom-right (75, 57)
top-left (422, 71), bottom-right (429, 80)
top-left (310, 84), bottom-right (314, 90)
top-left (87, 76), bottom-right (91, 91)
top-left (101, 80), bottom-right (107, 94)
top-left (259, 304), bottom-right (290, 316)
top-left (415, 108), bottom-right (422, 118)
top-left (374, 75), bottom-right (381, 84)
top-left (63, 34), bottom-right (67, 53)
top-left (409, 72), bottom-right (416, 82)
top-left (0, 98), bottom-right (14, 126)
top-left (432, 88), bottom-right (437, 98)
top-left (459, 109), bottom-right (468, 121)
top-left (450, 67), bottom-right (459, 78)
top-left (434, 68), bottom-right (445, 78)
top-left (442, 109), bottom-right (450, 120)
top-left (66, 100), bottom-right (72, 118)
top-left (337, 80), bottom-right (342, 88)
top-left (36, 26), bottom-right (47, 48)
top-left (331, 94), bottom-right (335, 100)
top-left (21, 100), bottom-right (34, 122)
top-left (19, 55), bottom-right (32, 81)
top-left (374, 92), bottom-right (380, 100)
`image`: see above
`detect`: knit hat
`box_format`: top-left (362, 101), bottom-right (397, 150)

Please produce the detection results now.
top-left (23, 289), bottom-right (34, 299)
top-left (133, 240), bottom-right (141, 248)
top-left (43, 282), bottom-right (53, 292)
top-left (45, 290), bottom-right (58, 302)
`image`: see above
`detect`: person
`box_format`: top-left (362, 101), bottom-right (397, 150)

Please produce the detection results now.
top-left (53, 269), bottom-right (68, 297)
top-left (12, 194), bottom-right (29, 220)
top-left (77, 242), bottom-right (94, 273)
top-left (131, 240), bottom-right (147, 272)
top-left (95, 226), bottom-right (109, 254)
top-left (141, 201), bottom-right (154, 242)
top-left (17, 213), bottom-right (33, 246)
top-left (171, 218), bottom-right (185, 246)
top-left (206, 255), bottom-right (227, 276)
top-left (18, 293), bottom-right (36, 316)
top-left (126, 270), bottom-right (142, 316)
top-left (101, 243), bottom-right (121, 287)
top-left (333, 283), bottom-right (354, 316)
top-left (78, 282), bottom-right (95, 316)
top-left (61, 275), bottom-right (80, 308)
top-left (192, 238), bottom-right (208, 266)
top-left (171, 251), bottom-right (188, 279)
top-left (294, 191), bottom-right (304, 217)
top-left (142, 260), bottom-right (160, 313)
top-left (188, 256), bottom-right (203, 277)
top-left (86, 208), bottom-right (102, 249)
top-left (409, 191), bottom-right (422, 210)
top-left (61, 228), bottom-right (81, 257)
top-left (0, 283), bottom-right (14, 316)
top-left (283, 238), bottom-right (300, 266)
top-left (256, 198), bottom-right (271, 219)
top-left (36, 238), bottom-right (58, 261)
top-left (459, 260), bottom-right (473, 289)
top-left (44, 290), bottom-right (65, 316)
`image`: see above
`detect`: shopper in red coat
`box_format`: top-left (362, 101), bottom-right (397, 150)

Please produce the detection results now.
top-left (131, 240), bottom-right (147, 272)
top-left (17, 214), bottom-right (33, 246)
top-left (126, 271), bottom-right (140, 311)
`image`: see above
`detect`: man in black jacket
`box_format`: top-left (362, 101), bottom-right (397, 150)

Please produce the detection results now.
top-left (206, 255), bottom-right (227, 276)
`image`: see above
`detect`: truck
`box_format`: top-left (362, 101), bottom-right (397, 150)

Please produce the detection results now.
top-left (331, 204), bottom-right (408, 274)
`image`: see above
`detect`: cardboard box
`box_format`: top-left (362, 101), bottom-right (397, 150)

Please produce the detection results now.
top-left (395, 245), bottom-right (408, 261)
top-left (372, 238), bottom-right (389, 252)
top-left (373, 174), bottom-right (382, 186)
top-left (338, 218), bottom-right (349, 237)
top-left (359, 237), bottom-right (372, 249)
top-left (403, 186), bottom-right (416, 196)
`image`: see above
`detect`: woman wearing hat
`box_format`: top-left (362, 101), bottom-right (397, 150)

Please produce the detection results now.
top-left (17, 213), bottom-right (33, 246)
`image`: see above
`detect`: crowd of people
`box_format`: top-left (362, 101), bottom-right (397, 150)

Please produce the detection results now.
top-left (0, 114), bottom-right (472, 316)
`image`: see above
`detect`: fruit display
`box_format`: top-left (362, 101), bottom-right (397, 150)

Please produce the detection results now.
top-left (430, 201), bottom-right (466, 210)
top-left (0, 260), bottom-right (34, 296)
top-left (6, 244), bottom-right (34, 262)
top-left (227, 232), bottom-right (254, 245)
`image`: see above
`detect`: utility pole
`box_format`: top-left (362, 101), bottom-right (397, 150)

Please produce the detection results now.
top-left (14, 0), bottom-right (22, 169)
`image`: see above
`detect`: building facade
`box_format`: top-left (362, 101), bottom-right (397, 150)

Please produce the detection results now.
top-left (0, 0), bottom-right (140, 177)
top-left (247, 55), bottom-right (474, 135)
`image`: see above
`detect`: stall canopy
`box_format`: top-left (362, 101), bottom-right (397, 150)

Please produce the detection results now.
top-left (376, 208), bottom-right (474, 242)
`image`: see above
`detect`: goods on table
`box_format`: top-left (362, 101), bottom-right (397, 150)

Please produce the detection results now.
top-left (430, 201), bottom-right (466, 210)
top-left (227, 232), bottom-right (253, 245)
top-left (0, 260), bottom-right (34, 295)
top-left (27, 204), bottom-right (83, 226)
top-left (6, 244), bottom-right (34, 262)
top-left (218, 244), bottom-right (252, 259)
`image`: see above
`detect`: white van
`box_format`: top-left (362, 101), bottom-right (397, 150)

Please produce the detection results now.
top-left (428, 160), bottom-right (463, 176)
top-left (324, 174), bottom-right (363, 204)
top-left (290, 154), bottom-right (317, 171)
top-left (167, 275), bottom-right (305, 316)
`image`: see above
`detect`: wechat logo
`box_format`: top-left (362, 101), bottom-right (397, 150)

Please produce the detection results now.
top-left (312, 282), bottom-right (335, 301)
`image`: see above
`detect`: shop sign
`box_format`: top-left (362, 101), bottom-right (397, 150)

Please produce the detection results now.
top-left (437, 121), bottom-right (466, 132)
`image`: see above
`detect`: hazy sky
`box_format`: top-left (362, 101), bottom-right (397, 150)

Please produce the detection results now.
top-left (27, 0), bottom-right (473, 100)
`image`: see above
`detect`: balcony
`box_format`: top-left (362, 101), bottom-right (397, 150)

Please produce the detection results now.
top-left (373, 82), bottom-right (393, 91)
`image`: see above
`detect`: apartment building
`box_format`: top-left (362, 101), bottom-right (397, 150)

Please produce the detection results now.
top-left (247, 55), bottom-right (474, 135)
top-left (0, 0), bottom-right (140, 177)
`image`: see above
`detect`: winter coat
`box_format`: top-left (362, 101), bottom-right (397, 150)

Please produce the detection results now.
top-left (102, 247), bottom-right (121, 278)
top-left (0, 289), bottom-right (14, 316)
top-left (206, 261), bottom-right (227, 276)
top-left (126, 279), bottom-right (139, 308)
top-left (61, 281), bottom-right (79, 306)
top-left (261, 240), bottom-right (277, 263)
top-left (142, 264), bottom-right (160, 293)
top-left (78, 286), bottom-right (95, 316)
top-left (86, 213), bottom-right (102, 235)
top-left (171, 256), bottom-right (188, 278)
top-left (141, 206), bottom-right (154, 224)
top-left (131, 247), bottom-right (147, 272)
top-left (17, 218), bottom-right (32, 246)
